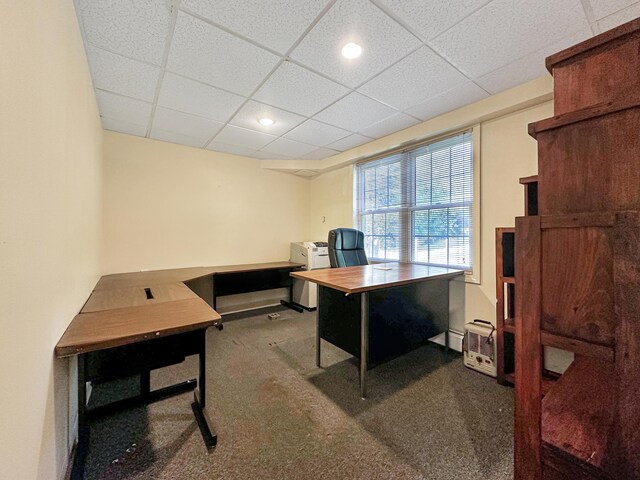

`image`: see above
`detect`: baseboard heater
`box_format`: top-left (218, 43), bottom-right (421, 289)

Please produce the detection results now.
top-left (429, 330), bottom-right (464, 353)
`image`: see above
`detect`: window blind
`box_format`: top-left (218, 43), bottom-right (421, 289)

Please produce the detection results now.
top-left (355, 131), bottom-right (473, 269)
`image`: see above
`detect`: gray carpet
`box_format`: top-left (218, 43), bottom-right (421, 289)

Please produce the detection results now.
top-left (84, 306), bottom-right (514, 479)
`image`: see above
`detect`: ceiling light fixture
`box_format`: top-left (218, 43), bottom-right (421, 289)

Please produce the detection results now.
top-left (341, 42), bottom-right (362, 59)
top-left (258, 117), bottom-right (275, 126)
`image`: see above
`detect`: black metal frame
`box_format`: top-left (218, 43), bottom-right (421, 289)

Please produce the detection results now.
top-left (71, 328), bottom-right (216, 480)
top-left (212, 266), bottom-right (303, 313)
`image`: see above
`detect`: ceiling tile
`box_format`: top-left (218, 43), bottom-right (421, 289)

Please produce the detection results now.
top-left (253, 61), bottom-right (349, 116)
top-left (290, 0), bottom-right (422, 88)
top-left (86, 45), bottom-right (160, 102)
top-left (206, 141), bottom-right (257, 157)
top-left (597, 2), bottom-right (640, 31)
top-left (260, 137), bottom-right (317, 157)
top-left (228, 100), bottom-right (305, 136)
top-left (589, 0), bottom-right (639, 19)
top-left (359, 113), bottom-right (419, 138)
top-left (166, 12), bottom-right (280, 96)
top-left (375, 0), bottom-right (491, 41)
top-left (328, 133), bottom-right (373, 151)
top-left (301, 147), bottom-right (340, 160)
top-left (180, 0), bottom-right (331, 54)
top-left (405, 81), bottom-right (488, 121)
top-left (429, 0), bottom-right (590, 78)
top-left (75, 0), bottom-right (172, 65)
top-left (157, 73), bottom-right (245, 122)
top-left (150, 107), bottom-right (223, 147)
top-left (96, 90), bottom-right (153, 126)
top-left (476, 28), bottom-right (592, 95)
top-left (213, 124), bottom-right (278, 150)
top-left (284, 120), bottom-right (351, 147)
top-left (358, 47), bottom-right (469, 111)
top-left (101, 117), bottom-right (148, 137)
top-left (250, 151), bottom-right (293, 160)
top-left (314, 92), bottom-right (397, 132)
top-left (150, 129), bottom-right (207, 148)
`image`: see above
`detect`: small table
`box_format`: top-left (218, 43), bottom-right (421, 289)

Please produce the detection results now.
top-left (291, 263), bottom-right (464, 398)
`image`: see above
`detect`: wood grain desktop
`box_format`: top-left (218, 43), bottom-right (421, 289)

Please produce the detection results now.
top-left (56, 261), bottom-right (302, 357)
top-left (291, 262), bottom-right (463, 294)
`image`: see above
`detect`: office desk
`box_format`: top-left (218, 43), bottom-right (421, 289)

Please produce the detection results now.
top-left (291, 263), bottom-right (464, 398)
top-left (56, 261), bottom-right (301, 479)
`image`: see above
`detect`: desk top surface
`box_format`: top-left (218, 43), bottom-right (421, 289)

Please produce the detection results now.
top-left (56, 261), bottom-right (302, 358)
top-left (94, 261), bottom-right (302, 291)
top-left (291, 263), bottom-right (464, 294)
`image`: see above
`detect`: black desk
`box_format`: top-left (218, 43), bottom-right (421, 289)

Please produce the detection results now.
top-left (292, 263), bottom-right (464, 397)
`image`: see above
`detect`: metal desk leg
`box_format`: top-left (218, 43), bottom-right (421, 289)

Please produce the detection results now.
top-left (140, 369), bottom-right (151, 401)
top-left (72, 355), bottom-right (89, 480)
top-left (316, 286), bottom-right (321, 368)
top-left (360, 292), bottom-right (369, 399)
top-left (191, 330), bottom-right (217, 451)
top-left (198, 332), bottom-right (206, 409)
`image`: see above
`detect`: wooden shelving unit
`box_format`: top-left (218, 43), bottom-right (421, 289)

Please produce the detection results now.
top-left (496, 176), bottom-right (548, 387)
top-left (495, 227), bottom-right (515, 385)
top-left (514, 17), bottom-right (640, 480)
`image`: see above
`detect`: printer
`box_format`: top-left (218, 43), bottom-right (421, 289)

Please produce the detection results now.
top-left (290, 241), bottom-right (331, 309)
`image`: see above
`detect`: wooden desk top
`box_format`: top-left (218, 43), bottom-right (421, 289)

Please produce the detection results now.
top-left (291, 263), bottom-right (464, 294)
top-left (56, 261), bottom-right (302, 358)
top-left (82, 283), bottom-right (196, 313)
top-left (94, 261), bottom-right (302, 290)
top-left (56, 298), bottom-right (220, 357)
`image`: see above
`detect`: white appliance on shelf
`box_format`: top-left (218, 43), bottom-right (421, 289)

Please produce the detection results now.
top-left (463, 320), bottom-right (497, 377)
top-left (290, 241), bottom-right (331, 309)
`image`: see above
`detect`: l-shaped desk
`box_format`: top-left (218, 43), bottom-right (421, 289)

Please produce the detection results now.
top-left (56, 261), bottom-right (302, 479)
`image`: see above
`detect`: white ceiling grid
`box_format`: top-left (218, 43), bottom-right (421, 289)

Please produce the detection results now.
top-left (75, 0), bottom-right (640, 161)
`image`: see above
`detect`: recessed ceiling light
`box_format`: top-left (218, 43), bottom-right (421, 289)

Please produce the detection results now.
top-left (341, 42), bottom-right (362, 59)
top-left (258, 117), bottom-right (275, 126)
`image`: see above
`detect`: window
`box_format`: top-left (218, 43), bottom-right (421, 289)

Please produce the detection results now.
top-left (355, 129), bottom-right (479, 278)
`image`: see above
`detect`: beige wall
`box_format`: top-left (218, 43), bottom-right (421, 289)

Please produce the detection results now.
top-left (0, 1), bottom-right (103, 479)
top-left (102, 132), bottom-right (310, 275)
top-left (309, 166), bottom-right (354, 240)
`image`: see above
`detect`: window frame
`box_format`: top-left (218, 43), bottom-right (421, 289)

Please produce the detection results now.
top-left (353, 125), bottom-right (481, 284)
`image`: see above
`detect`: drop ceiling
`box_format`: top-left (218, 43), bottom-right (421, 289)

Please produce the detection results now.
top-left (75, 0), bottom-right (640, 161)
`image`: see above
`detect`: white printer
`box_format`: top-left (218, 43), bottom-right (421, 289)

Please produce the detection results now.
top-left (290, 241), bottom-right (331, 309)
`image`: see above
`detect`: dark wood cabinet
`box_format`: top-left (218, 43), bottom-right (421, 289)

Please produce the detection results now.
top-left (514, 17), bottom-right (640, 480)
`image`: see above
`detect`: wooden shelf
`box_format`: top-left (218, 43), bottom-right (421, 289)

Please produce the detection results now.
top-left (542, 357), bottom-right (615, 476)
top-left (504, 372), bottom-right (515, 385)
top-left (503, 276), bottom-right (515, 284)
top-left (519, 175), bottom-right (538, 184)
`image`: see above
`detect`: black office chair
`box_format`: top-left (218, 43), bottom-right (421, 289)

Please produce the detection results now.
top-left (328, 228), bottom-right (368, 268)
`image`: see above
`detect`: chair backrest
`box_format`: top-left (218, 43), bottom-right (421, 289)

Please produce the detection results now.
top-left (328, 228), bottom-right (368, 268)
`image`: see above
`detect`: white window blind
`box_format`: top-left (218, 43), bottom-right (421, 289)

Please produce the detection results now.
top-left (355, 131), bottom-right (474, 270)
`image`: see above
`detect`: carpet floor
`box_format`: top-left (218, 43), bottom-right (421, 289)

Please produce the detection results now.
top-left (82, 306), bottom-right (514, 479)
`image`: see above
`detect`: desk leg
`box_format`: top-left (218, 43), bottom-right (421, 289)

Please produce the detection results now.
top-left (140, 370), bottom-right (151, 401)
top-left (360, 292), bottom-right (369, 400)
top-left (315, 286), bottom-right (321, 368)
top-left (280, 277), bottom-right (304, 313)
top-left (72, 355), bottom-right (89, 480)
top-left (198, 331), bottom-right (206, 409)
top-left (191, 329), bottom-right (217, 451)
